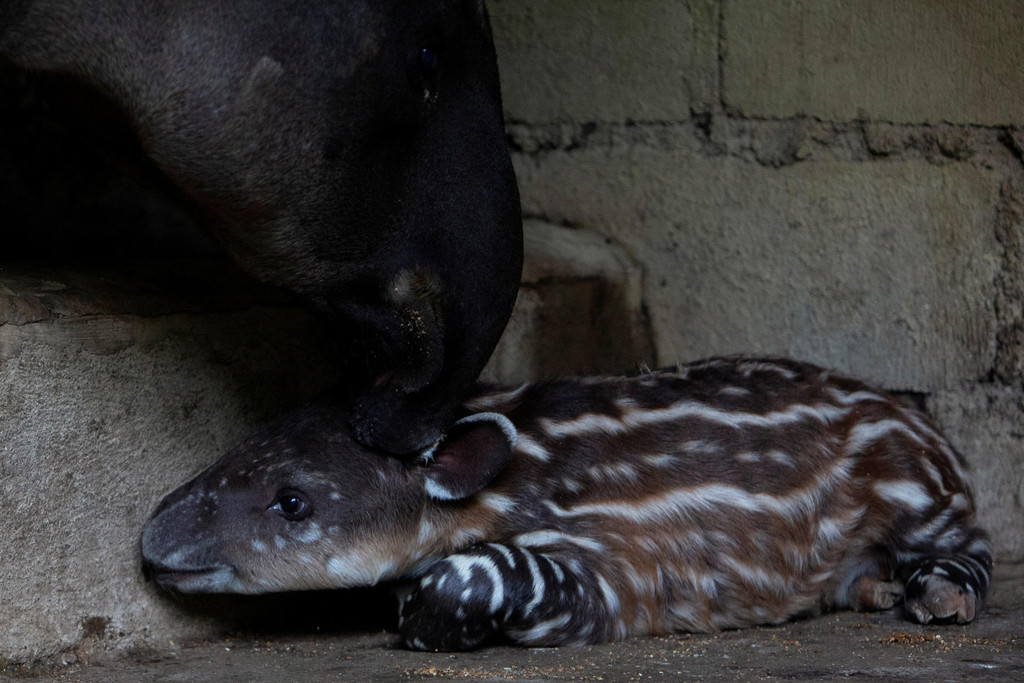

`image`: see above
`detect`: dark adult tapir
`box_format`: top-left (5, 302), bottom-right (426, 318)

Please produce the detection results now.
top-left (0, 0), bottom-right (523, 454)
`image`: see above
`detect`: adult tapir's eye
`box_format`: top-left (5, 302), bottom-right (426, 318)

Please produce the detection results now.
top-left (411, 46), bottom-right (441, 102)
top-left (419, 47), bottom-right (439, 73)
top-left (269, 489), bottom-right (311, 521)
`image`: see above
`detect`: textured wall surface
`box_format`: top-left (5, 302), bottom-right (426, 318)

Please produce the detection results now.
top-left (489, 0), bottom-right (1024, 562)
top-left (482, 220), bottom-right (653, 383)
top-left (3, 0), bottom-right (1023, 668)
top-left (0, 265), bottom-right (343, 664)
top-left (722, 0), bottom-right (1024, 125)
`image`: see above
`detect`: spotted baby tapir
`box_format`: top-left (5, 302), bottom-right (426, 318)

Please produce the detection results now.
top-left (142, 357), bottom-right (992, 650)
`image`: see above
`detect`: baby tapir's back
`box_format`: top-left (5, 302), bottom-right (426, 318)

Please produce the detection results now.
top-left (404, 357), bottom-right (989, 646)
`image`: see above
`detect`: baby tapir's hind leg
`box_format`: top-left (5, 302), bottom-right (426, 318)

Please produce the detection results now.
top-left (398, 543), bottom-right (609, 650)
top-left (834, 506), bottom-right (992, 624)
top-left (841, 405), bottom-right (994, 626)
top-left (892, 487), bottom-right (994, 625)
top-left (901, 543), bottom-right (993, 625)
top-left (883, 499), bottom-right (994, 625)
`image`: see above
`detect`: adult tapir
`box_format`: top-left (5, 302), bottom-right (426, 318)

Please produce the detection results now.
top-left (0, 0), bottom-right (523, 454)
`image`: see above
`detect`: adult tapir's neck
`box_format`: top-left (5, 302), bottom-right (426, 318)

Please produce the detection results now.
top-left (2, 2), bottom-right (148, 98)
top-left (0, 2), bottom-right (31, 37)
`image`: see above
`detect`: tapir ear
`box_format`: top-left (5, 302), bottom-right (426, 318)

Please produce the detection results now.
top-left (421, 413), bottom-right (517, 501)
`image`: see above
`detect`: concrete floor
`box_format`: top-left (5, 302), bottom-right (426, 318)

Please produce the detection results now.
top-left (5, 564), bottom-right (1021, 682)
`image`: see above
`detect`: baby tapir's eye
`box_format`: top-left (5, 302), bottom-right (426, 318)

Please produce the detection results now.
top-left (269, 489), bottom-right (311, 521)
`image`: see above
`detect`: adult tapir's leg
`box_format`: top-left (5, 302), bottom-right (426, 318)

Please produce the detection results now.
top-left (1, 0), bottom-right (522, 454)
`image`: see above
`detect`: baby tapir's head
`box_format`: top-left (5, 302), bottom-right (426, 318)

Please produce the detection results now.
top-left (141, 404), bottom-right (516, 594)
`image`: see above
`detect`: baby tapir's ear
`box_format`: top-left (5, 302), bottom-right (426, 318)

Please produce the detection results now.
top-left (422, 413), bottom-right (517, 501)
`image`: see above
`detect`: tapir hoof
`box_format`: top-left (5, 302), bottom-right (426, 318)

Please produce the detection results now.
top-left (905, 575), bottom-right (978, 625)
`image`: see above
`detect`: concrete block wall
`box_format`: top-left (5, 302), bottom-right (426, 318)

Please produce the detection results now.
top-left (482, 220), bottom-right (653, 383)
top-left (488, 0), bottom-right (1024, 560)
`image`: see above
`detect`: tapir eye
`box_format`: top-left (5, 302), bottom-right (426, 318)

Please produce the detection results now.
top-left (269, 489), bottom-right (311, 521)
top-left (419, 47), bottom-right (439, 73)
top-left (411, 46), bottom-right (440, 103)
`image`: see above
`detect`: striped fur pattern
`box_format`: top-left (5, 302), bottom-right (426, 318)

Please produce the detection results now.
top-left (141, 357), bottom-right (992, 651)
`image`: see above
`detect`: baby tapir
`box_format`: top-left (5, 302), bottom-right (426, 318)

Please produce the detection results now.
top-left (142, 357), bottom-right (992, 650)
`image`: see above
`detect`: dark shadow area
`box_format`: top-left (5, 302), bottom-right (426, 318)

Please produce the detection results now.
top-left (0, 259), bottom-right (296, 322)
top-left (0, 57), bottom-right (215, 261)
top-left (152, 585), bottom-right (400, 638)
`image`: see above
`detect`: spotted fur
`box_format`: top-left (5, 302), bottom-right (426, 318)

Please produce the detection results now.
top-left (142, 357), bottom-right (992, 650)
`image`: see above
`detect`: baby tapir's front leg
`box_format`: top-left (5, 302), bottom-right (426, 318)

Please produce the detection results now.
top-left (398, 543), bottom-right (611, 650)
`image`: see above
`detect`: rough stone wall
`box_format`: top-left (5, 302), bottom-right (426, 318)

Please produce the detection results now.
top-left (487, 0), bottom-right (1024, 559)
